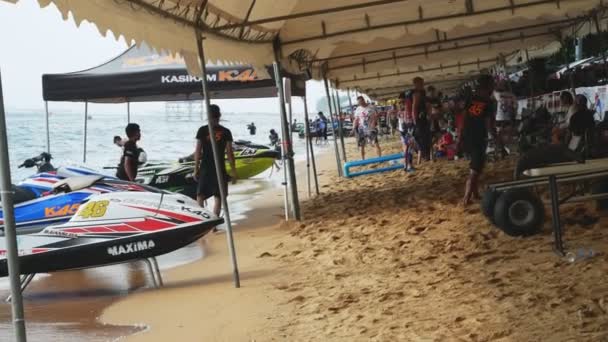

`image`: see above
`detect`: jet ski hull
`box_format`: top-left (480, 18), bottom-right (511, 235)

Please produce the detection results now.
top-left (0, 220), bottom-right (218, 277)
top-left (0, 192), bottom-right (222, 277)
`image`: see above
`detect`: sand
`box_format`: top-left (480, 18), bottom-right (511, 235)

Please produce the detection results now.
top-left (103, 137), bottom-right (608, 342)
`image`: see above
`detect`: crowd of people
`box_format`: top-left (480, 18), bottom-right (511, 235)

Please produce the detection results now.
top-left (347, 76), bottom-right (496, 205)
top-left (111, 74), bottom-right (607, 214)
top-left (346, 72), bottom-right (608, 206)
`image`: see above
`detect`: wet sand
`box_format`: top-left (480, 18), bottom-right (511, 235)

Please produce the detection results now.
top-left (102, 136), bottom-right (608, 341)
top-left (0, 156), bottom-right (305, 341)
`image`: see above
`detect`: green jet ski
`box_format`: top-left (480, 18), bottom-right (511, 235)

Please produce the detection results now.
top-left (135, 140), bottom-right (281, 198)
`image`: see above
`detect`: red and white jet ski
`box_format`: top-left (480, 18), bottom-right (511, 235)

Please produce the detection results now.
top-left (0, 192), bottom-right (222, 287)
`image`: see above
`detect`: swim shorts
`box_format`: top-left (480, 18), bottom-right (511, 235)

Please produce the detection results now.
top-left (466, 142), bottom-right (487, 173)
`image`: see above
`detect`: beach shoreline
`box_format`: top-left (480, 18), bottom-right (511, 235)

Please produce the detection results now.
top-left (99, 139), bottom-right (339, 341)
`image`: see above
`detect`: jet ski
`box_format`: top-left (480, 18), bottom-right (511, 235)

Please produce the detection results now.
top-left (135, 140), bottom-right (281, 198)
top-left (0, 174), bottom-right (165, 234)
top-left (0, 191), bottom-right (221, 277)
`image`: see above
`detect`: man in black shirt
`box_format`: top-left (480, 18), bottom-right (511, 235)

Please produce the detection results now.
top-left (194, 104), bottom-right (237, 216)
top-left (116, 123), bottom-right (141, 181)
top-left (462, 75), bottom-right (496, 206)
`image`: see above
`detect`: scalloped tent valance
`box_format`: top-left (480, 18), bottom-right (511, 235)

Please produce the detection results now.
top-left (19, 0), bottom-right (608, 96)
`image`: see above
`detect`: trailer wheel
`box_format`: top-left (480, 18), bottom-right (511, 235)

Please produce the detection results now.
top-left (481, 188), bottom-right (500, 222)
top-left (493, 190), bottom-right (544, 236)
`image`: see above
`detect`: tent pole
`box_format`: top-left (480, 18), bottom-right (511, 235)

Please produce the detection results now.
top-left (127, 102), bottom-right (131, 123)
top-left (195, 32), bottom-right (240, 288)
top-left (593, 13), bottom-right (608, 86)
top-left (303, 93), bottom-right (319, 197)
top-left (281, 140), bottom-right (290, 220)
top-left (83, 102), bottom-right (88, 163)
top-left (347, 88), bottom-right (354, 117)
top-left (334, 88), bottom-right (348, 162)
top-left (0, 69), bottom-right (28, 342)
top-left (45, 101), bottom-right (50, 154)
top-left (272, 61), bottom-right (301, 220)
top-left (304, 96), bottom-right (311, 198)
top-left (323, 76), bottom-right (343, 176)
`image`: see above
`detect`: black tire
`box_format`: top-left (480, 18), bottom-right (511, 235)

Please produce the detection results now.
top-left (493, 189), bottom-right (544, 237)
top-left (481, 188), bottom-right (500, 222)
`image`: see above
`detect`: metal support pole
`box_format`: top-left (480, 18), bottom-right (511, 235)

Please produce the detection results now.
top-left (195, 32), bottom-right (240, 288)
top-left (304, 99), bottom-right (311, 198)
top-left (303, 94), bottom-right (319, 197)
top-left (549, 175), bottom-right (564, 255)
top-left (127, 102), bottom-right (131, 123)
top-left (304, 95), bottom-right (319, 195)
top-left (44, 101), bottom-right (50, 154)
top-left (0, 69), bottom-right (28, 342)
top-left (593, 13), bottom-right (608, 85)
top-left (281, 142), bottom-right (290, 220)
top-left (323, 76), bottom-right (343, 176)
top-left (334, 88), bottom-right (348, 162)
top-left (525, 49), bottom-right (535, 97)
top-left (272, 61), bottom-right (301, 220)
top-left (83, 102), bottom-right (88, 163)
top-left (347, 88), bottom-right (354, 116)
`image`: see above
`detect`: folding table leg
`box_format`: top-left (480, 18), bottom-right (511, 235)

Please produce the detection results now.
top-left (143, 259), bottom-right (158, 288)
top-left (150, 257), bottom-right (163, 287)
top-left (6, 274), bottom-right (35, 302)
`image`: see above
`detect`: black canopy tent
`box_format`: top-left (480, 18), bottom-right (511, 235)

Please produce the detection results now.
top-left (40, 42), bottom-right (318, 221)
top-left (42, 43), bottom-right (306, 103)
top-left (41, 42), bottom-right (306, 161)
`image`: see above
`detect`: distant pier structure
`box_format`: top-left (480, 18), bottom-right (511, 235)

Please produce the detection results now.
top-left (164, 101), bottom-right (203, 121)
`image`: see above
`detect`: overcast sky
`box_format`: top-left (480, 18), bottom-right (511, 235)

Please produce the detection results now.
top-left (0, 0), bottom-right (346, 116)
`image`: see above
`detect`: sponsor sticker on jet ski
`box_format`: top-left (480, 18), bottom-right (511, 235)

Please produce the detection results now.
top-left (78, 200), bottom-right (109, 219)
top-left (107, 240), bottom-right (156, 256)
top-left (45, 204), bottom-right (80, 218)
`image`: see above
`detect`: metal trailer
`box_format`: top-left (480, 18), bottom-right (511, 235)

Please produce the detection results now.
top-left (483, 158), bottom-right (608, 256)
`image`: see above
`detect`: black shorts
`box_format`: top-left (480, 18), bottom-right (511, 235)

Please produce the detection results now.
top-left (198, 167), bottom-right (229, 200)
top-left (467, 143), bottom-right (487, 173)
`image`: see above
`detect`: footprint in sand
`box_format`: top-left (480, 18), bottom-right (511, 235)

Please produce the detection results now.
top-left (258, 252), bottom-right (274, 258)
top-left (287, 295), bottom-right (306, 304)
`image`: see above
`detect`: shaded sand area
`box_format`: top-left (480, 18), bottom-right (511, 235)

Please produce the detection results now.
top-left (104, 137), bottom-right (608, 341)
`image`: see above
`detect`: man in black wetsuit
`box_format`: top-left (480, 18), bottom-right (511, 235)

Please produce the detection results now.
top-left (116, 123), bottom-right (141, 181)
top-left (462, 75), bottom-right (496, 206)
top-left (194, 104), bottom-right (237, 216)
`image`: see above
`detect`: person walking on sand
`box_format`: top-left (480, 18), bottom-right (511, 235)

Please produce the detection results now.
top-left (116, 123), bottom-right (141, 182)
top-left (194, 104), bottom-right (237, 217)
top-left (404, 77), bottom-right (432, 163)
top-left (461, 75), bottom-right (496, 206)
top-left (354, 96), bottom-right (382, 160)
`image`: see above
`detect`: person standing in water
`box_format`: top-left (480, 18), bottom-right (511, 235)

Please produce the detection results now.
top-left (194, 104), bottom-right (237, 217)
top-left (247, 122), bottom-right (257, 135)
top-left (116, 123), bottom-right (141, 181)
top-left (462, 75), bottom-right (496, 206)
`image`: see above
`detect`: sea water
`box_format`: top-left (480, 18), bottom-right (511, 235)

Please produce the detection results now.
top-left (0, 110), bottom-right (323, 341)
top-left (6, 111), bottom-right (308, 181)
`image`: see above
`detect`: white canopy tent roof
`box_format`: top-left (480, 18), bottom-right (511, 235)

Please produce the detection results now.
top-left (26, 0), bottom-right (608, 98)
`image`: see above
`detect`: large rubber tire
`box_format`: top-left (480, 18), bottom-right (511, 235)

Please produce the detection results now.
top-left (481, 188), bottom-right (500, 222)
top-left (493, 189), bottom-right (545, 237)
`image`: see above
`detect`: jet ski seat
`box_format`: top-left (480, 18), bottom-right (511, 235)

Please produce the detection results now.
top-left (52, 175), bottom-right (104, 193)
top-left (0, 185), bottom-right (38, 205)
